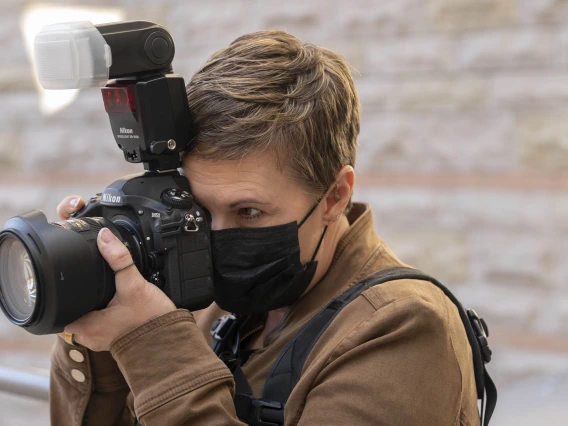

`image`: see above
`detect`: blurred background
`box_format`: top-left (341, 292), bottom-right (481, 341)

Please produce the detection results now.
top-left (0, 0), bottom-right (567, 424)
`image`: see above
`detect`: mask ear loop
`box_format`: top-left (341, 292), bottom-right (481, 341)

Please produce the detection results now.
top-left (297, 196), bottom-right (329, 263)
top-left (298, 184), bottom-right (337, 262)
top-left (298, 197), bottom-right (323, 228)
top-left (309, 226), bottom-right (328, 262)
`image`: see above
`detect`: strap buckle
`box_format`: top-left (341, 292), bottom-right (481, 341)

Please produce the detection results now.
top-left (211, 314), bottom-right (238, 356)
top-left (210, 314), bottom-right (237, 342)
top-left (251, 399), bottom-right (284, 426)
top-left (467, 309), bottom-right (492, 363)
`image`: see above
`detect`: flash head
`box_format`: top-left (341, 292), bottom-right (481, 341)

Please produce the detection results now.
top-left (34, 20), bottom-right (176, 90)
top-left (34, 20), bottom-right (192, 171)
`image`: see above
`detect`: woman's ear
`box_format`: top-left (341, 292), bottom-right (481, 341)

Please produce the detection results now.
top-left (323, 165), bottom-right (355, 225)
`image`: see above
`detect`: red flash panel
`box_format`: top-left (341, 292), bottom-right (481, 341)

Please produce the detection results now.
top-left (101, 85), bottom-right (137, 113)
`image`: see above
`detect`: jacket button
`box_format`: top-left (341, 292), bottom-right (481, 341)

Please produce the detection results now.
top-left (69, 350), bottom-right (85, 363)
top-left (71, 369), bottom-right (86, 383)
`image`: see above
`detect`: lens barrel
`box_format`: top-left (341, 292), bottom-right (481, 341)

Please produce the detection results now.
top-left (0, 210), bottom-right (122, 334)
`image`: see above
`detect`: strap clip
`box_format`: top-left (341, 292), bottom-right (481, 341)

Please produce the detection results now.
top-left (211, 314), bottom-right (237, 342)
top-left (467, 309), bottom-right (492, 363)
top-left (251, 399), bottom-right (284, 426)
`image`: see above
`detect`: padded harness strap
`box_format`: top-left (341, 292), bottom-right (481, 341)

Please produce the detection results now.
top-left (213, 267), bottom-right (497, 426)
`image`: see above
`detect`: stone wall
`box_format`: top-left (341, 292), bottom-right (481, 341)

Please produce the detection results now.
top-left (1, 0), bottom-right (567, 423)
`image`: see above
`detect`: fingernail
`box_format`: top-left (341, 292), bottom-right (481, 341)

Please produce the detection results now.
top-left (70, 198), bottom-right (79, 208)
top-left (99, 228), bottom-right (115, 244)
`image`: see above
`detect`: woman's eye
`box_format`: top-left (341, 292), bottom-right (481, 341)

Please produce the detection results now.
top-left (238, 207), bottom-right (263, 220)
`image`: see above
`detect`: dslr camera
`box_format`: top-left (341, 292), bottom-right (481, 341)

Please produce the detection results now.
top-left (0, 21), bottom-right (214, 335)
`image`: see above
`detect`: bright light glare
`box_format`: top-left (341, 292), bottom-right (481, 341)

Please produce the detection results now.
top-left (21, 4), bottom-right (125, 115)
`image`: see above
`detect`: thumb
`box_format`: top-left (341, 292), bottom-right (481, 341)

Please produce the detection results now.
top-left (97, 228), bottom-right (140, 286)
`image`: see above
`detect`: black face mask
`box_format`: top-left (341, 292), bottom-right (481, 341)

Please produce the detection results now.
top-left (210, 201), bottom-right (327, 314)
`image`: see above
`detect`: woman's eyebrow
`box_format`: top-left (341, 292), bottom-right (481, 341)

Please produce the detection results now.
top-left (228, 199), bottom-right (270, 209)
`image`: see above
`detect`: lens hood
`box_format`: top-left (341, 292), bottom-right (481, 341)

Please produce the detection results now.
top-left (0, 210), bottom-right (116, 334)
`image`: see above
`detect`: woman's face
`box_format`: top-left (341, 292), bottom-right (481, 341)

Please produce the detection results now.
top-left (183, 152), bottom-right (325, 264)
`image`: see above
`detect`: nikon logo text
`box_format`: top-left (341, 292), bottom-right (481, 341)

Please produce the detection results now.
top-left (120, 128), bottom-right (133, 134)
top-left (102, 194), bottom-right (122, 204)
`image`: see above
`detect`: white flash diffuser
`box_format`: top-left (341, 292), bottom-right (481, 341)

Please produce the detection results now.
top-left (34, 21), bottom-right (112, 90)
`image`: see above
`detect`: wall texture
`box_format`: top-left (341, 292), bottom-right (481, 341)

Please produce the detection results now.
top-left (0, 0), bottom-right (567, 423)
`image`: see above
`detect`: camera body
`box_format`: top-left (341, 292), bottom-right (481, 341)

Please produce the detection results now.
top-left (73, 171), bottom-right (213, 312)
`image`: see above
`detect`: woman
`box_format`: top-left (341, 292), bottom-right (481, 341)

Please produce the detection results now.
top-left (50, 30), bottom-right (480, 425)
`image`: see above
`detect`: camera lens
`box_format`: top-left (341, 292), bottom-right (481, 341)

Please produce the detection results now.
top-left (0, 236), bottom-right (37, 322)
top-left (0, 210), bottom-right (142, 334)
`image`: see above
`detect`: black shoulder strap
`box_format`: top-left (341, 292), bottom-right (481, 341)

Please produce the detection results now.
top-left (220, 267), bottom-right (497, 426)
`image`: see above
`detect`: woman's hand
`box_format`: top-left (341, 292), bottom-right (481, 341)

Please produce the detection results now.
top-left (56, 196), bottom-right (176, 351)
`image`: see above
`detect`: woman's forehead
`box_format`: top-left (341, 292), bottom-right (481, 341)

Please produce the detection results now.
top-left (182, 153), bottom-right (303, 207)
top-left (184, 152), bottom-right (282, 185)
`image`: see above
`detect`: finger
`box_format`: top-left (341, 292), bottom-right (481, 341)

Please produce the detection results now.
top-left (56, 196), bottom-right (85, 220)
top-left (64, 310), bottom-right (106, 350)
top-left (97, 228), bottom-right (143, 294)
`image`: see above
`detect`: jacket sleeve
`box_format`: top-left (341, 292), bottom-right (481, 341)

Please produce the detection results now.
top-left (292, 289), bottom-right (478, 426)
top-left (50, 336), bottom-right (133, 426)
top-left (109, 309), bottom-right (247, 426)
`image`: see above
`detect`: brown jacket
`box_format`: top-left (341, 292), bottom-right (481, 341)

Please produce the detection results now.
top-left (50, 203), bottom-right (480, 425)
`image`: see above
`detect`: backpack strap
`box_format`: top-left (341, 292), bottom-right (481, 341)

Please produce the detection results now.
top-left (212, 315), bottom-right (285, 425)
top-left (213, 267), bottom-right (497, 426)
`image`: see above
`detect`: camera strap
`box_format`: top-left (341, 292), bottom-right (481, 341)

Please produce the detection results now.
top-left (212, 266), bottom-right (497, 426)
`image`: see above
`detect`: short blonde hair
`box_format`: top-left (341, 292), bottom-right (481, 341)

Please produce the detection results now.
top-left (185, 30), bottom-right (360, 210)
